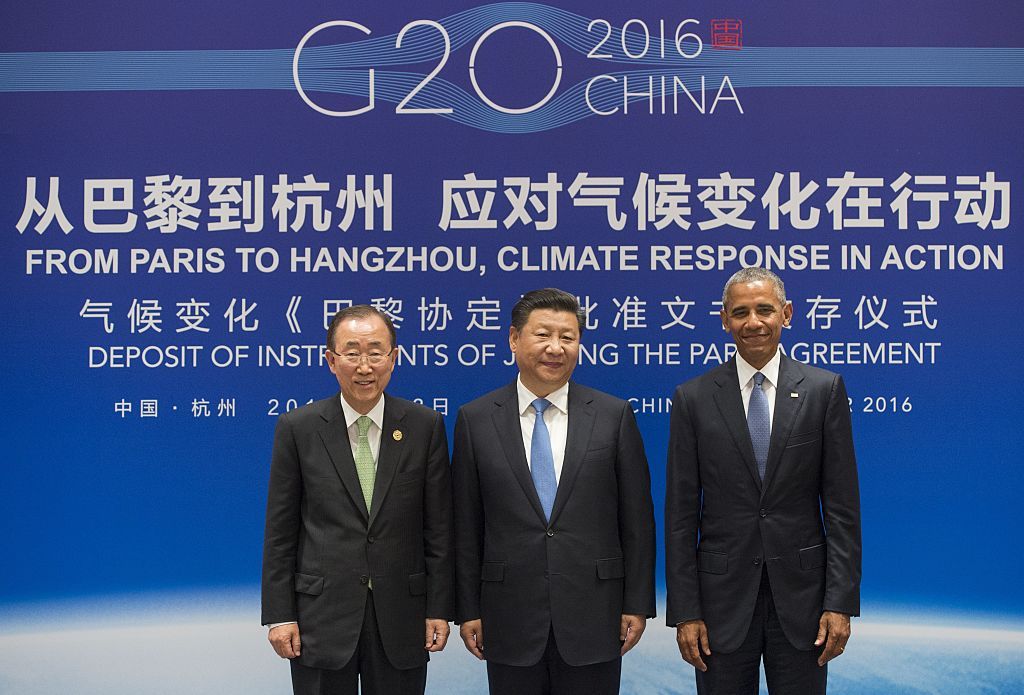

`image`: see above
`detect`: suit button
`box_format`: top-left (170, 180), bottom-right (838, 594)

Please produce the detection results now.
top-left (546, 529), bottom-right (555, 537)
top-left (367, 535), bottom-right (375, 544)
top-left (359, 575), bottom-right (369, 585)
top-left (759, 509), bottom-right (767, 518)
top-left (753, 556), bottom-right (762, 566)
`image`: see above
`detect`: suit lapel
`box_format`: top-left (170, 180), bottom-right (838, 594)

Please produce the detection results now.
top-left (761, 355), bottom-right (806, 498)
top-left (491, 383), bottom-right (547, 524)
top-left (549, 383), bottom-right (595, 525)
top-left (368, 394), bottom-right (407, 528)
top-left (317, 395), bottom-right (369, 523)
top-left (713, 359), bottom-right (762, 491)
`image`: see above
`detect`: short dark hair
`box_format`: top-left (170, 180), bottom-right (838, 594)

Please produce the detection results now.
top-left (722, 267), bottom-right (788, 308)
top-left (326, 304), bottom-right (397, 352)
top-left (510, 288), bottom-right (586, 334)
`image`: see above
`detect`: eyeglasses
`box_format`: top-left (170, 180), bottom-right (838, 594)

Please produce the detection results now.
top-left (327, 348), bottom-right (395, 366)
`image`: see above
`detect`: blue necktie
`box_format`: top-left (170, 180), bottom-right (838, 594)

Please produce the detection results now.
top-left (748, 372), bottom-right (770, 480)
top-left (530, 398), bottom-right (557, 521)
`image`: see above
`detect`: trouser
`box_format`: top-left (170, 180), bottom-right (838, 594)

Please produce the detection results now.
top-left (696, 569), bottom-right (827, 695)
top-left (486, 626), bottom-right (622, 695)
top-left (290, 593), bottom-right (427, 695)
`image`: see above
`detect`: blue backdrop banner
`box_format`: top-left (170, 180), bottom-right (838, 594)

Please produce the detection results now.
top-left (2, 2), bottom-right (1022, 693)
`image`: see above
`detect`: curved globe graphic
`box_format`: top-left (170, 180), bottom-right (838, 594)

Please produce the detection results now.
top-left (1, 591), bottom-right (1021, 694)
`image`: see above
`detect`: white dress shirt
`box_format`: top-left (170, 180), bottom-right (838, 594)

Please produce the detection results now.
top-left (517, 376), bottom-right (569, 484)
top-left (340, 394), bottom-right (385, 467)
top-left (735, 349), bottom-right (782, 431)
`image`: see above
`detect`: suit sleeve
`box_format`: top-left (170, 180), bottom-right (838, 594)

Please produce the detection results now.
top-left (452, 407), bottom-right (484, 623)
top-left (615, 402), bottom-right (657, 618)
top-left (423, 410), bottom-right (455, 619)
top-left (665, 385), bottom-right (703, 627)
top-left (261, 412), bottom-right (302, 625)
top-left (821, 375), bottom-right (862, 616)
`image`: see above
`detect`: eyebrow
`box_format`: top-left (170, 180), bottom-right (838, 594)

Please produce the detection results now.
top-left (341, 339), bottom-right (385, 347)
top-left (730, 304), bottom-right (776, 314)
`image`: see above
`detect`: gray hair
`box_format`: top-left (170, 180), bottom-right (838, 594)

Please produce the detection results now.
top-left (722, 267), bottom-right (787, 307)
top-left (326, 304), bottom-right (397, 352)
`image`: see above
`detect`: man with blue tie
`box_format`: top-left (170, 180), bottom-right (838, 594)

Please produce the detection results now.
top-left (453, 288), bottom-right (656, 694)
top-left (666, 268), bottom-right (862, 695)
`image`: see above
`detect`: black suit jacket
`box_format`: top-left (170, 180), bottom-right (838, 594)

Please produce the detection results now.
top-left (453, 381), bottom-right (656, 667)
top-left (665, 355), bottom-right (861, 653)
top-left (261, 393), bottom-right (453, 670)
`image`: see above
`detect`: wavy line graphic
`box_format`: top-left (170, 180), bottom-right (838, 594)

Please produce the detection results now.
top-left (2, 2), bottom-right (1022, 133)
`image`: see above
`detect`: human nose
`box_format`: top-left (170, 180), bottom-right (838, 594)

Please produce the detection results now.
top-left (743, 313), bottom-right (763, 330)
top-left (354, 355), bottom-right (374, 371)
top-left (544, 337), bottom-right (563, 353)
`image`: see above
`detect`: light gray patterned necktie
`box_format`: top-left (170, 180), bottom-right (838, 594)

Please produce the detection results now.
top-left (748, 372), bottom-right (770, 480)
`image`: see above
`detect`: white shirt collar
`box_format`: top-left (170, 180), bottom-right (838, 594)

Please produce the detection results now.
top-left (735, 348), bottom-right (782, 389)
top-left (517, 376), bottom-right (569, 416)
top-left (339, 393), bottom-right (385, 431)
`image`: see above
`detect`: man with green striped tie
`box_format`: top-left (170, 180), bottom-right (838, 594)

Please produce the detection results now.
top-left (262, 304), bottom-right (453, 695)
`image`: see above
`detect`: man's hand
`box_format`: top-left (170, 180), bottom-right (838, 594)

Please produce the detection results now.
top-left (268, 624), bottom-right (302, 659)
top-left (676, 619), bottom-right (711, 672)
top-left (814, 611), bottom-right (851, 666)
top-left (425, 618), bottom-right (450, 652)
top-left (619, 614), bottom-right (647, 655)
top-left (459, 619), bottom-right (485, 660)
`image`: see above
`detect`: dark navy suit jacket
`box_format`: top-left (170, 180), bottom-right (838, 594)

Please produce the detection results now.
top-left (453, 381), bottom-right (656, 667)
top-left (665, 355), bottom-right (861, 652)
top-left (261, 393), bottom-right (453, 670)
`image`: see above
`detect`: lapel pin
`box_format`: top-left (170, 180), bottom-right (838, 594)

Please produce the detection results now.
top-left (392, 429), bottom-right (403, 441)
top-left (790, 392), bottom-right (799, 398)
